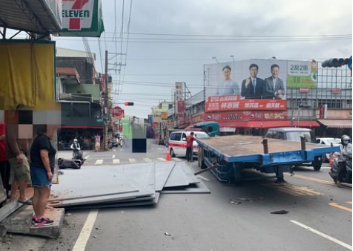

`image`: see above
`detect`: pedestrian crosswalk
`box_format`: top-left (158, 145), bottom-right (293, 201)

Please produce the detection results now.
top-left (83, 157), bottom-right (183, 166)
top-left (95, 159), bottom-right (104, 165)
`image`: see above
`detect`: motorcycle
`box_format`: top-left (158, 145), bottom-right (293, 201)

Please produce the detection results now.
top-left (329, 153), bottom-right (352, 185)
top-left (72, 147), bottom-right (85, 164)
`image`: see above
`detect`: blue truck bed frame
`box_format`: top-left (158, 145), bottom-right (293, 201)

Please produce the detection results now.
top-left (196, 135), bottom-right (340, 183)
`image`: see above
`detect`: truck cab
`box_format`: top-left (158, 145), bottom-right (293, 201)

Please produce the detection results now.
top-left (265, 127), bottom-right (322, 170)
top-left (265, 127), bottom-right (316, 143)
top-left (191, 122), bottom-right (220, 137)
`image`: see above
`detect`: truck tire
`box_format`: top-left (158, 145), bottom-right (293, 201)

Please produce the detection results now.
top-left (198, 148), bottom-right (207, 169)
top-left (312, 156), bottom-right (322, 171)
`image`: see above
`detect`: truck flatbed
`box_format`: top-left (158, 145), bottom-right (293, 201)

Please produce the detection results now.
top-left (197, 135), bottom-right (340, 167)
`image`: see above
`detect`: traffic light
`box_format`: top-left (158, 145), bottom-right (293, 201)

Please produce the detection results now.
top-left (321, 58), bottom-right (350, 68)
top-left (124, 102), bottom-right (134, 106)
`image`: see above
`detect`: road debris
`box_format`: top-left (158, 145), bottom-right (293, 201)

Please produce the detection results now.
top-left (164, 232), bottom-right (171, 236)
top-left (271, 210), bottom-right (289, 214)
top-left (238, 198), bottom-right (253, 202)
top-left (229, 200), bottom-right (241, 205)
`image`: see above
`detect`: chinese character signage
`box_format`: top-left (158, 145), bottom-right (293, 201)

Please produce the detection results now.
top-left (204, 111), bottom-right (287, 122)
top-left (205, 97), bottom-right (286, 112)
top-left (287, 60), bottom-right (317, 88)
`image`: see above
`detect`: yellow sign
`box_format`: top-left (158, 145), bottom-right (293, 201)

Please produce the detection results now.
top-left (161, 112), bottom-right (168, 120)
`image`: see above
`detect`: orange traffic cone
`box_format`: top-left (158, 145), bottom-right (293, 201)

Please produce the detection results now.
top-left (165, 148), bottom-right (171, 161)
top-left (329, 154), bottom-right (334, 166)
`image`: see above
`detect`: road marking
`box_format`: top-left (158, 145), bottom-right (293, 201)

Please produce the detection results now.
top-left (129, 159), bottom-right (136, 163)
top-left (95, 160), bottom-right (103, 165)
top-left (112, 155), bottom-right (115, 159)
top-left (72, 210), bottom-right (99, 251)
top-left (268, 183), bottom-right (321, 196)
top-left (85, 155), bottom-right (90, 159)
top-left (329, 202), bottom-right (352, 212)
top-left (285, 173), bottom-right (334, 185)
top-left (197, 175), bottom-right (210, 182)
top-left (172, 158), bottom-right (181, 161)
top-left (113, 149), bottom-right (116, 152)
top-left (290, 220), bottom-right (352, 250)
top-left (143, 158), bottom-right (152, 162)
top-left (113, 159), bottom-right (120, 164)
top-left (158, 148), bottom-right (163, 151)
top-left (157, 158), bottom-right (166, 162)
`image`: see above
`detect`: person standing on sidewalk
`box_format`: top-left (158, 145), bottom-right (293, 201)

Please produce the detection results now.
top-left (6, 108), bottom-right (31, 202)
top-left (95, 134), bottom-right (101, 152)
top-left (0, 123), bottom-right (10, 199)
top-left (30, 125), bottom-right (57, 226)
top-left (186, 132), bottom-right (196, 162)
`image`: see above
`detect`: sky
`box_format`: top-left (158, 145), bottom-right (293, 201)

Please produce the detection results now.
top-left (28, 0), bottom-right (353, 117)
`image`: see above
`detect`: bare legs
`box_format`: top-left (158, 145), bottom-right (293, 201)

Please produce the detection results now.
top-left (10, 180), bottom-right (28, 201)
top-left (32, 186), bottom-right (50, 218)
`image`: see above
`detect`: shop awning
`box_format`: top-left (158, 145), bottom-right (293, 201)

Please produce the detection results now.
top-left (219, 120), bottom-right (320, 129)
top-left (292, 121), bottom-right (320, 128)
top-left (318, 119), bottom-right (352, 129)
top-left (0, 0), bottom-right (62, 34)
top-left (219, 121), bottom-right (291, 129)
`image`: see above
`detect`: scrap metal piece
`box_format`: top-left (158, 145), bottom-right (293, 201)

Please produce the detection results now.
top-left (271, 210), bottom-right (289, 214)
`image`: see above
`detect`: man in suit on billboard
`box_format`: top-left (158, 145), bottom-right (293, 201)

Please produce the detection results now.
top-left (264, 64), bottom-right (285, 99)
top-left (241, 64), bottom-right (265, 99)
top-left (216, 65), bottom-right (240, 96)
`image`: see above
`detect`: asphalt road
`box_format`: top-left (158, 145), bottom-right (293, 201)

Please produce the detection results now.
top-left (2, 144), bottom-right (351, 251)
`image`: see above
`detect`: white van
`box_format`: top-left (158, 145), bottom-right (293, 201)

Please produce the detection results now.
top-left (168, 131), bottom-right (210, 157)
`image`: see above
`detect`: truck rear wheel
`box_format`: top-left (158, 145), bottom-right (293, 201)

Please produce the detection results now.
top-left (198, 148), bottom-right (207, 169)
top-left (312, 156), bottom-right (322, 171)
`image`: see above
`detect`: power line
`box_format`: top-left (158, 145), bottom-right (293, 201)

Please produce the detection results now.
top-left (122, 32), bottom-right (352, 38)
top-left (121, 0), bottom-right (134, 98)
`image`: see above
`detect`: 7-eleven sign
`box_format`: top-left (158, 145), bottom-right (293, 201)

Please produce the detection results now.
top-left (62, 0), bottom-right (94, 30)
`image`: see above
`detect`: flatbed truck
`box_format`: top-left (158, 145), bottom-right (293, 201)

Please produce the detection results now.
top-left (196, 135), bottom-right (340, 183)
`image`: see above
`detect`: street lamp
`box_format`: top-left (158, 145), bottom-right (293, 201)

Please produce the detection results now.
top-left (230, 55), bottom-right (235, 62)
top-left (212, 56), bottom-right (219, 63)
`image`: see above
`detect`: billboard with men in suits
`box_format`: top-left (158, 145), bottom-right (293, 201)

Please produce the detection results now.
top-left (204, 59), bottom-right (317, 112)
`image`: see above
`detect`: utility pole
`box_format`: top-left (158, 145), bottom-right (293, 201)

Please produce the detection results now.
top-left (103, 50), bottom-right (109, 150)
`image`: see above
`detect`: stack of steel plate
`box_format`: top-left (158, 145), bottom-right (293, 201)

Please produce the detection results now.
top-left (49, 162), bottom-right (210, 209)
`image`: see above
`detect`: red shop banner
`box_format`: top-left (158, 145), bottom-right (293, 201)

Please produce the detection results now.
top-left (204, 111), bottom-right (287, 121)
top-left (192, 114), bottom-right (204, 124)
top-left (205, 97), bottom-right (286, 112)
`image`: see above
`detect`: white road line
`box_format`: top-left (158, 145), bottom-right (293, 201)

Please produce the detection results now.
top-left (172, 158), bottom-right (181, 161)
top-left (72, 210), bottom-right (99, 251)
top-left (129, 159), bottom-right (136, 163)
top-left (112, 155), bottom-right (115, 159)
top-left (197, 175), bottom-right (210, 182)
top-left (290, 220), bottom-right (352, 250)
top-left (85, 155), bottom-right (90, 159)
top-left (95, 160), bottom-right (103, 165)
top-left (143, 158), bottom-right (152, 162)
top-left (113, 159), bottom-right (120, 164)
top-left (158, 148), bottom-right (163, 151)
top-left (157, 158), bottom-right (166, 162)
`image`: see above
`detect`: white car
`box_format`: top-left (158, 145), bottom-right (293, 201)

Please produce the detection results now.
top-left (316, 138), bottom-right (341, 162)
top-left (168, 131), bottom-right (210, 158)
